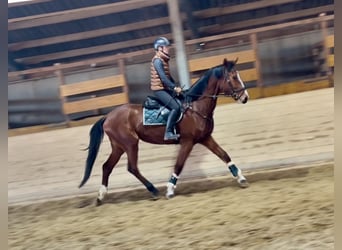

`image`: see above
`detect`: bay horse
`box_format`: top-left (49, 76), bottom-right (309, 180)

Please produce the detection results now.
top-left (79, 58), bottom-right (250, 204)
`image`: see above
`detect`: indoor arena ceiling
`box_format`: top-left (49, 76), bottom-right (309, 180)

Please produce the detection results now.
top-left (8, 0), bottom-right (334, 72)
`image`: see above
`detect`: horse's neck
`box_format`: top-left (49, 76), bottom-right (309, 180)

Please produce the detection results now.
top-left (190, 88), bottom-right (218, 118)
top-left (187, 72), bottom-right (219, 117)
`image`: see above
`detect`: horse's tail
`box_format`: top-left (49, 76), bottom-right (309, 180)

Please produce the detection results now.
top-left (79, 117), bottom-right (106, 188)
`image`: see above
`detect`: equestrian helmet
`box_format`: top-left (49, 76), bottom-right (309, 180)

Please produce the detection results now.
top-left (153, 37), bottom-right (170, 50)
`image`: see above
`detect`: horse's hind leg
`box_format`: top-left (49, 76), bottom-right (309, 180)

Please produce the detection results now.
top-left (97, 145), bottom-right (124, 205)
top-left (126, 143), bottom-right (160, 199)
top-left (200, 136), bottom-right (249, 188)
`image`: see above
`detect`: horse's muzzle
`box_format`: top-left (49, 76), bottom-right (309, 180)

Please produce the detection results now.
top-left (241, 95), bottom-right (248, 104)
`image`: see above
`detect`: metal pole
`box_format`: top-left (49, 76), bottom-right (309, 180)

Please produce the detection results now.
top-left (167, 0), bottom-right (190, 89)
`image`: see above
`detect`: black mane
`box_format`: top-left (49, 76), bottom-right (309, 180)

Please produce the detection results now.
top-left (185, 65), bottom-right (223, 101)
top-left (184, 60), bottom-right (236, 101)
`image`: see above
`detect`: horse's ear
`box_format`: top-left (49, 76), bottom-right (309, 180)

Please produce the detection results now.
top-left (223, 58), bottom-right (228, 66)
top-left (234, 57), bottom-right (239, 64)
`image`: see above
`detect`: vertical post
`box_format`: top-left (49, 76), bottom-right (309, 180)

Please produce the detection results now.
top-left (54, 63), bottom-right (70, 127)
top-left (167, 0), bottom-right (191, 90)
top-left (320, 19), bottom-right (331, 83)
top-left (250, 33), bottom-right (263, 98)
top-left (118, 58), bottom-right (129, 103)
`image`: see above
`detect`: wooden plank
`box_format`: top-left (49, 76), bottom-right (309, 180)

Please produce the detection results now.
top-left (9, 16), bottom-right (180, 51)
top-left (63, 93), bottom-right (128, 114)
top-left (8, 0), bottom-right (167, 30)
top-left (187, 15), bottom-right (333, 46)
top-left (189, 50), bottom-right (256, 72)
top-left (250, 33), bottom-right (263, 88)
top-left (9, 109), bottom-right (61, 115)
top-left (327, 54), bottom-right (334, 67)
top-left (200, 5), bottom-right (334, 35)
top-left (193, 0), bottom-right (301, 19)
top-left (238, 68), bottom-right (258, 82)
top-left (8, 98), bottom-right (60, 104)
top-left (325, 35), bottom-right (334, 48)
top-left (9, 48), bottom-right (154, 79)
top-left (55, 67), bottom-right (70, 125)
top-left (60, 75), bottom-right (125, 97)
top-left (117, 59), bottom-right (129, 95)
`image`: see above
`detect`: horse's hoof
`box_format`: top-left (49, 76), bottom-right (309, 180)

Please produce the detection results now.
top-left (151, 195), bottom-right (160, 201)
top-left (150, 190), bottom-right (160, 200)
top-left (95, 198), bottom-right (103, 206)
top-left (238, 179), bottom-right (249, 188)
top-left (166, 193), bottom-right (175, 199)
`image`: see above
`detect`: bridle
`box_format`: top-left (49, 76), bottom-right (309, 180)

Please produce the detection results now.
top-left (183, 66), bottom-right (246, 121)
top-left (223, 69), bottom-right (246, 101)
top-left (185, 67), bottom-right (246, 101)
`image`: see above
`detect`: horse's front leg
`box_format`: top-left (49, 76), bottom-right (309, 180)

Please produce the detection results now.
top-left (166, 142), bottom-right (194, 199)
top-left (200, 136), bottom-right (249, 188)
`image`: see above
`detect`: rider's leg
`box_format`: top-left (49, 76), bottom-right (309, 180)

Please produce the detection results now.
top-left (164, 109), bottom-right (180, 140)
top-left (154, 90), bottom-right (181, 140)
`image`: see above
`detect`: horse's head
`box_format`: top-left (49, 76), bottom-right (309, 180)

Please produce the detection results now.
top-left (220, 58), bottom-right (249, 104)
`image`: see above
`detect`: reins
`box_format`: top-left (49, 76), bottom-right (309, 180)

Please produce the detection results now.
top-left (169, 64), bottom-right (247, 121)
top-left (185, 67), bottom-right (246, 101)
top-left (185, 91), bottom-right (245, 100)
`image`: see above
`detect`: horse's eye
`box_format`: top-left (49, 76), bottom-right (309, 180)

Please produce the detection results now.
top-left (232, 76), bottom-right (238, 80)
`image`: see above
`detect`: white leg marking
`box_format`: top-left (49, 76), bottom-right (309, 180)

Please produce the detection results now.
top-left (97, 185), bottom-right (108, 201)
top-left (237, 172), bottom-right (247, 184)
top-left (166, 182), bottom-right (176, 199)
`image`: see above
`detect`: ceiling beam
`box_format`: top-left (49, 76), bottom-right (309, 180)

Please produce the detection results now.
top-left (8, 15), bottom-right (333, 80)
top-left (8, 0), bottom-right (53, 8)
top-left (8, 0), bottom-right (167, 30)
top-left (181, 0), bottom-right (200, 40)
top-left (193, 0), bottom-right (302, 19)
top-left (18, 5), bottom-right (330, 64)
top-left (199, 5), bottom-right (334, 35)
top-left (187, 15), bottom-right (333, 45)
top-left (8, 52), bottom-right (25, 71)
top-left (9, 15), bottom-right (187, 51)
top-left (17, 31), bottom-right (192, 65)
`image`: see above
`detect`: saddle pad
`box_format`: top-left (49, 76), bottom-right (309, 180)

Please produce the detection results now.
top-left (143, 108), bottom-right (167, 125)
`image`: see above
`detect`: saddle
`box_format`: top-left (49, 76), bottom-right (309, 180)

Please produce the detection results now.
top-left (142, 96), bottom-right (184, 125)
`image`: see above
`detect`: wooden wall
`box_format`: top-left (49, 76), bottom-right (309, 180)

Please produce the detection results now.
top-left (8, 14), bottom-right (334, 130)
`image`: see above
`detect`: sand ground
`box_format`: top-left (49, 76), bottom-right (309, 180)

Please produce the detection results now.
top-left (8, 89), bottom-right (334, 249)
top-left (8, 164), bottom-right (334, 250)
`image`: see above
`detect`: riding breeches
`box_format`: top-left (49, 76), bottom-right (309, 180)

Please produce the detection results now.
top-left (153, 90), bottom-right (181, 114)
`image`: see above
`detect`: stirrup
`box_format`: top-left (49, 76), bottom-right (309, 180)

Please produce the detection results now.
top-left (164, 132), bottom-right (180, 141)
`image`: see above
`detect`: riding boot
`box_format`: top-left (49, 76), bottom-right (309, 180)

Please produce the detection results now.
top-left (164, 109), bottom-right (180, 141)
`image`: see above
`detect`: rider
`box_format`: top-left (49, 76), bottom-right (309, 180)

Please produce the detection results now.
top-left (150, 37), bottom-right (182, 141)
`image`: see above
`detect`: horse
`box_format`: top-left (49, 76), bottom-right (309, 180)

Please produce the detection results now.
top-left (79, 58), bottom-right (250, 205)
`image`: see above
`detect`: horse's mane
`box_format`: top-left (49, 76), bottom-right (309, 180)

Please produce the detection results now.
top-left (185, 66), bottom-right (221, 101)
top-left (185, 60), bottom-right (236, 101)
